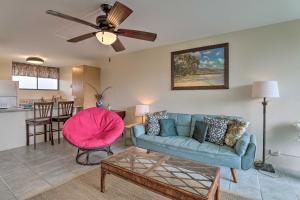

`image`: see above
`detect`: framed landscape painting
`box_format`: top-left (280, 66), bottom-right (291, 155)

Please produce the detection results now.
top-left (171, 43), bottom-right (229, 90)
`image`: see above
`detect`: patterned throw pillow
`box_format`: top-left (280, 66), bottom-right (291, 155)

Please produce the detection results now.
top-left (146, 111), bottom-right (168, 136)
top-left (224, 120), bottom-right (250, 147)
top-left (204, 117), bottom-right (229, 145)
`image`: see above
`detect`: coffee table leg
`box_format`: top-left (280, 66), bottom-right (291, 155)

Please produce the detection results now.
top-left (101, 168), bottom-right (107, 193)
top-left (214, 181), bottom-right (220, 200)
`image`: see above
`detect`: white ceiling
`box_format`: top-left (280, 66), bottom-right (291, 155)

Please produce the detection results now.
top-left (0, 0), bottom-right (300, 67)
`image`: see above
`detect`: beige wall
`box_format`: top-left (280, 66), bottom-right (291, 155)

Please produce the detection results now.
top-left (0, 58), bottom-right (11, 80)
top-left (0, 57), bottom-right (73, 100)
top-left (100, 19), bottom-right (300, 171)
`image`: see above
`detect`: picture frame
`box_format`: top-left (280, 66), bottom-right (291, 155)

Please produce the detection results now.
top-left (171, 43), bottom-right (229, 90)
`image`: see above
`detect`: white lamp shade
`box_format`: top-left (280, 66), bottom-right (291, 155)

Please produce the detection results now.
top-left (252, 81), bottom-right (280, 98)
top-left (135, 105), bottom-right (150, 116)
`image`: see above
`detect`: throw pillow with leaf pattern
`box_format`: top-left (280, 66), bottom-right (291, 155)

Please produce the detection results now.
top-left (146, 111), bottom-right (168, 136)
top-left (224, 120), bottom-right (249, 147)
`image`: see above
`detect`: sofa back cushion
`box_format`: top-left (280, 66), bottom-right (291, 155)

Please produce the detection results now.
top-left (167, 113), bottom-right (192, 137)
top-left (166, 113), bottom-right (243, 138)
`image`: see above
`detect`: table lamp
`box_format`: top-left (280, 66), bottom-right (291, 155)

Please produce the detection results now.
top-left (135, 105), bottom-right (149, 123)
top-left (252, 80), bottom-right (279, 173)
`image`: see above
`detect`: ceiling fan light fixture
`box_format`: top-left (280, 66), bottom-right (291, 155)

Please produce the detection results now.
top-left (26, 57), bottom-right (44, 65)
top-left (96, 31), bottom-right (117, 45)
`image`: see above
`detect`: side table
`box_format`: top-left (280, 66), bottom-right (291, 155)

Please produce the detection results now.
top-left (111, 110), bottom-right (126, 137)
top-left (124, 123), bottom-right (140, 146)
top-left (111, 110), bottom-right (126, 120)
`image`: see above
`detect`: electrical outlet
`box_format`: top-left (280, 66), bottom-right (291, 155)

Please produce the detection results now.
top-left (268, 149), bottom-right (281, 156)
top-left (272, 151), bottom-right (281, 156)
top-left (268, 149), bottom-right (272, 155)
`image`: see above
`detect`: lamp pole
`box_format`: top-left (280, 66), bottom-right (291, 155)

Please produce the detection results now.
top-left (254, 97), bottom-right (275, 173)
top-left (262, 97), bottom-right (267, 163)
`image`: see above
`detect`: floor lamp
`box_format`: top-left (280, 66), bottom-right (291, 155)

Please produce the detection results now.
top-left (252, 81), bottom-right (280, 173)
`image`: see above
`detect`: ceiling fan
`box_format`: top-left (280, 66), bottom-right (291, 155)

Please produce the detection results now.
top-left (46, 1), bottom-right (157, 52)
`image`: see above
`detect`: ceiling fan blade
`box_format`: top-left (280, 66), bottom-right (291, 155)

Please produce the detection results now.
top-left (107, 2), bottom-right (133, 27)
top-left (46, 10), bottom-right (99, 29)
top-left (118, 29), bottom-right (157, 41)
top-left (111, 38), bottom-right (125, 52)
top-left (67, 32), bottom-right (96, 43)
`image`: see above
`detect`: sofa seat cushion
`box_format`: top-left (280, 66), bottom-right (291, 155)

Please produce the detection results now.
top-left (136, 135), bottom-right (241, 169)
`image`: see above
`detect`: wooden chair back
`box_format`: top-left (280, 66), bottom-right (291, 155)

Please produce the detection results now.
top-left (58, 101), bottom-right (74, 117)
top-left (33, 102), bottom-right (54, 119)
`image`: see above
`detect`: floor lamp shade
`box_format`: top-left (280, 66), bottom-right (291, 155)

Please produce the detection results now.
top-left (252, 81), bottom-right (280, 98)
top-left (135, 105), bottom-right (150, 117)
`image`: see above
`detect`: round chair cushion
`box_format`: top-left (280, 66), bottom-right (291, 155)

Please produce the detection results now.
top-left (63, 107), bottom-right (124, 149)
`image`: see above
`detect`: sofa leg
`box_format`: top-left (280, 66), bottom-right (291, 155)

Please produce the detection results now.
top-left (230, 168), bottom-right (238, 183)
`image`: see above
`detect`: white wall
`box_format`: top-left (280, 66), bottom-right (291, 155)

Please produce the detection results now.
top-left (100, 19), bottom-right (300, 171)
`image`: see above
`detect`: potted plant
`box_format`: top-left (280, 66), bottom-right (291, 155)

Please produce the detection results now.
top-left (87, 83), bottom-right (111, 107)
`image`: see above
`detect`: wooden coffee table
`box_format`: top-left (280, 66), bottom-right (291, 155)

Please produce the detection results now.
top-left (101, 147), bottom-right (220, 200)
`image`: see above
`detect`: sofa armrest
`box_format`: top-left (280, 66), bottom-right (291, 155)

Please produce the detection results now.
top-left (131, 124), bottom-right (146, 145)
top-left (133, 124), bottom-right (146, 137)
top-left (241, 134), bottom-right (256, 170)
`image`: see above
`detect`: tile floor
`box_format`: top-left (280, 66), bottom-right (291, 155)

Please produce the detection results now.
top-left (0, 137), bottom-right (299, 200)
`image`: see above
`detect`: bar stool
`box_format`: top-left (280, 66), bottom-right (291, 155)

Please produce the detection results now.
top-left (26, 102), bottom-right (54, 149)
top-left (52, 101), bottom-right (74, 144)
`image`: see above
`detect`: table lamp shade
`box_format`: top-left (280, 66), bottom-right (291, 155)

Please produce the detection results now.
top-left (252, 81), bottom-right (280, 98)
top-left (135, 105), bottom-right (149, 116)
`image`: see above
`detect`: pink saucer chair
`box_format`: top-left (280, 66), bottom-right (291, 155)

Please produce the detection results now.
top-left (63, 107), bottom-right (124, 165)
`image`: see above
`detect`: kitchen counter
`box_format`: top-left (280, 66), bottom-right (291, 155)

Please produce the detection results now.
top-left (0, 106), bottom-right (83, 151)
top-left (0, 106), bottom-right (83, 113)
top-left (0, 107), bottom-right (32, 113)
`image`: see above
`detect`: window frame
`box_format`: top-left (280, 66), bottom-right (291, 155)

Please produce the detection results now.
top-left (12, 70), bottom-right (60, 91)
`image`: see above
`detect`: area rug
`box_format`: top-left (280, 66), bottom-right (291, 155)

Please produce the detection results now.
top-left (27, 168), bottom-right (255, 200)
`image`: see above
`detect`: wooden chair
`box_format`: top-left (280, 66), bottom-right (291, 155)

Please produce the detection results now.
top-left (26, 102), bottom-right (54, 149)
top-left (52, 101), bottom-right (74, 144)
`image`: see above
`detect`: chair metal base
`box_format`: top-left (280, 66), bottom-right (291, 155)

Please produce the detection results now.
top-left (76, 146), bottom-right (113, 166)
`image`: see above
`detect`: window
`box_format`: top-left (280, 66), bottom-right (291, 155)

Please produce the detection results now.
top-left (12, 76), bottom-right (37, 89)
top-left (38, 77), bottom-right (58, 90)
top-left (12, 62), bottom-right (59, 90)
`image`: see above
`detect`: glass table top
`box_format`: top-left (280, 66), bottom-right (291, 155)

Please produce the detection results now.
top-left (102, 147), bottom-right (219, 196)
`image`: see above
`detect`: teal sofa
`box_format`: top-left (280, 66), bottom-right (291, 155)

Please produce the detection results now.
top-left (131, 113), bottom-right (256, 183)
